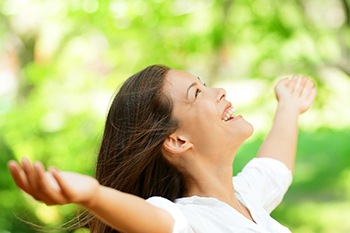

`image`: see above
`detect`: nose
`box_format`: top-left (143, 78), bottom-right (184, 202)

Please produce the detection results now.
top-left (216, 88), bottom-right (226, 102)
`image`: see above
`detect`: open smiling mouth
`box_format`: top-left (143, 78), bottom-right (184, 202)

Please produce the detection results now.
top-left (222, 107), bottom-right (236, 122)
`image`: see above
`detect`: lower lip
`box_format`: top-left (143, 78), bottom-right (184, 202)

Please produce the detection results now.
top-left (227, 115), bottom-right (242, 122)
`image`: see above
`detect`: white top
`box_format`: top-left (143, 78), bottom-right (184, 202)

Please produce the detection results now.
top-left (147, 157), bottom-right (293, 233)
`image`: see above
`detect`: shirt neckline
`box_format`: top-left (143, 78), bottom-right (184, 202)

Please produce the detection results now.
top-left (175, 192), bottom-right (258, 226)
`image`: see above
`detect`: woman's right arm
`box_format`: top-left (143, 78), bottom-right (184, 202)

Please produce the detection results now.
top-left (8, 158), bottom-right (174, 233)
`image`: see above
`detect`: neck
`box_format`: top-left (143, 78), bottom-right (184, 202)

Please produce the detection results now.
top-left (186, 165), bottom-right (234, 197)
top-left (182, 149), bottom-right (237, 202)
top-left (182, 157), bottom-right (254, 222)
top-left (175, 147), bottom-right (255, 221)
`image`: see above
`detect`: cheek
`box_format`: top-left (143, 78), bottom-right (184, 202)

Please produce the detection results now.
top-left (175, 103), bottom-right (221, 142)
top-left (190, 118), bottom-right (223, 146)
top-left (177, 113), bottom-right (213, 141)
top-left (188, 107), bottom-right (221, 133)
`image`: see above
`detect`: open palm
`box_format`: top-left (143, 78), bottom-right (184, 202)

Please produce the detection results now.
top-left (275, 75), bottom-right (316, 114)
top-left (8, 158), bottom-right (99, 206)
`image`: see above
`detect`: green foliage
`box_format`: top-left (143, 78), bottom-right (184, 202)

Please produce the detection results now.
top-left (0, 0), bottom-right (349, 232)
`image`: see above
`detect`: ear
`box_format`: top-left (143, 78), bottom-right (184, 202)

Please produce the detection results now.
top-left (163, 132), bottom-right (193, 155)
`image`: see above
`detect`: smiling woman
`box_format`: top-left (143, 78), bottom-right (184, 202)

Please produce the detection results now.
top-left (8, 64), bottom-right (316, 233)
top-left (163, 69), bottom-right (254, 159)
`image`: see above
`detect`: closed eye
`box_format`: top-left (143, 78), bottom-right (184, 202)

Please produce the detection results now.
top-left (195, 88), bottom-right (201, 97)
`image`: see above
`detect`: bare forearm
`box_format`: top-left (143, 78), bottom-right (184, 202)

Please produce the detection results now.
top-left (258, 101), bottom-right (299, 172)
top-left (83, 186), bottom-right (173, 233)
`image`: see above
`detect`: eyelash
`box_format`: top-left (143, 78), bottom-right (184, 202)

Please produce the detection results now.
top-left (195, 88), bottom-right (201, 97)
top-left (194, 83), bottom-right (207, 98)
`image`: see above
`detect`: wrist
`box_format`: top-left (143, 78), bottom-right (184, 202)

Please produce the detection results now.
top-left (276, 100), bottom-right (300, 118)
top-left (79, 180), bottom-right (101, 209)
top-left (277, 99), bottom-right (300, 116)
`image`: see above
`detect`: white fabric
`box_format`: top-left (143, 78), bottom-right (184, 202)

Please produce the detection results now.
top-left (146, 157), bottom-right (293, 233)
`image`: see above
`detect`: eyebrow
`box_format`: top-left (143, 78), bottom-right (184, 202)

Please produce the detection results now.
top-left (186, 82), bottom-right (198, 99)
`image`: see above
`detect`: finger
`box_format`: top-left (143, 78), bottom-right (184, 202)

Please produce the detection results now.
top-left (33, 162), bottom-right (57, 203)
top-left (50, 167), bottom-right (77, 202)
top-left (305, 87), bottom-right (317, 106)
top-left (295, 76), bottom-right (308, 96)
top-left (50, 167), bottom-right (66, 193)
top-left (279, 78), bottom-right (290, 88)
top-left (275, 78), bottom-right (290, 99)
top-left (21, 158), bottom-right (39, 192)
top-left (8, 160), bottom-right (32, 194)
top-left (34, 162), bottom-right (68, 205)
top-left (287, 75), bottom-right (299, 92)
top-left (301, 79), bottom-right (315, 99)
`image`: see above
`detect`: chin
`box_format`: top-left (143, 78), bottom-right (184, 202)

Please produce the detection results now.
top-left (241, 119), bottom-right (254, 139)
top-left (231, 124), bottom-right (254, 148)
top-left (246, 122), bottom-right (254, 137)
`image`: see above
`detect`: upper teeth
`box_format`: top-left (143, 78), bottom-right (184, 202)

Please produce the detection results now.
top-left (223, 107), bottom-right (236, 122)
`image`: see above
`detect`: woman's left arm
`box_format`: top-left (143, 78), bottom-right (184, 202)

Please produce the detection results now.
top-left (257, 76), bottom-right (316, 174)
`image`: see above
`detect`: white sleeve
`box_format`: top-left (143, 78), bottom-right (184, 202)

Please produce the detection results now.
top-left (146, 196), bottom-right (192, 233)
top-left (234, 157), bottom-right (293, 213)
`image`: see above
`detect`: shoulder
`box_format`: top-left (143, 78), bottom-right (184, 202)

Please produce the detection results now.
top-left (233, 157), bottom-right (293, 213)
top-left (234, 157), bottom-right (292, 184)
top-left (146, 196), bottom-right (193, 233)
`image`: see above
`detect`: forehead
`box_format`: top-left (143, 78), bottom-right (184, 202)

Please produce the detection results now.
top-left (166, 69), bottom-right (197, 83)
top-left (164, 70), bottom-right (198, 96)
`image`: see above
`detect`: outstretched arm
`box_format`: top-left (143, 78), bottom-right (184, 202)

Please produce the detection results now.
top-left (8, 158), bottom-right (173, 233)
top-left (257, 76), bottom-right (316, 173)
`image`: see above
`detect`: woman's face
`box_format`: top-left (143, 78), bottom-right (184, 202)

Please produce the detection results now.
top-left (164, 70), bottom-right (253, 158)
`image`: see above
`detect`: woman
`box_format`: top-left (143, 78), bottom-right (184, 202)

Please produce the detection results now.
top-left (8, 65), bottom-right (316, 233)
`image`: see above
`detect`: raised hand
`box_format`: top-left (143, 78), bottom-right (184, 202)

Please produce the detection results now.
top-left (8, 158), bottom-right (100, 207)
top-left (275, 75), bottom-right (317, 114)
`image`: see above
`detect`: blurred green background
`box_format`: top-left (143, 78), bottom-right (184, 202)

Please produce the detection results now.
top-left (0, 0), bottom-right (349, 232)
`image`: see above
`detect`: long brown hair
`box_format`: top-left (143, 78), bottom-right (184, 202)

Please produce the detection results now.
top-left (88, 65), bottom-right (185, 233)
